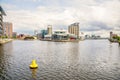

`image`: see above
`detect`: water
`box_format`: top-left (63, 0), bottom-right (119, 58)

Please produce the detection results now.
top-left (0, 40), bottom-right (120, 80)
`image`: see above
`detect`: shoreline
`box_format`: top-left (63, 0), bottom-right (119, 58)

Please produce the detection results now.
top-left (40, 39), bottom-right (80, 42)
top-left (0, 39), bottom-right (13, 44)
top-left (109, 39), bottom-right (120, 44)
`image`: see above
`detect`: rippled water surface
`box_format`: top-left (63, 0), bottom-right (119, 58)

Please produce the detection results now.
top-left (0, 40), bottom-right (120, 80)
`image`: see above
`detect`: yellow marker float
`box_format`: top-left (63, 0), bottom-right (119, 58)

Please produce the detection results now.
top-left (30, 60), bottom-right (38, 69)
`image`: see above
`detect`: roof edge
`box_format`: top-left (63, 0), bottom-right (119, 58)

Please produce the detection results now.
top-left (0, 6), bottom-right (6, 16)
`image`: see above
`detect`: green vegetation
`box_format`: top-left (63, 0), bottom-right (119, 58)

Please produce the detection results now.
top-left (24, 36), bottom-right (35, 40)
top-left (0, 36), bottom-right (8, 39)
top-left (12, 36), bottom-right (17, 39)
top-left (113, 36), bottom-right (120, 41)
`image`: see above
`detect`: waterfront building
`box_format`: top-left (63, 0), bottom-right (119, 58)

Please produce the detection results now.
top-left (34, 30), bottom-right (38, 36)
top-left (44, 35), bottom-right (52, 40)
top-left (38, 23), bottom-right (80, 41)
top-left (44, 25), bottom-right (53, 40)
top-left (68, 33), bottom-right (77, 40)
top-left (36, 33), bottom-right (42, 39)
top-left (52, 30), bottom-right (69, 40)
top-left (0, 6), bottom-right (6, 36)
top-left (47, 25), bottom-right (52, 35)
top-left (79, 32), bottom-right (85, 40)
top-left (68, 22), bottom-right (79, 38)
top-left (3, 22), bottom-right (13, 38)
top-left (41, 30), bottom-right (48, 39)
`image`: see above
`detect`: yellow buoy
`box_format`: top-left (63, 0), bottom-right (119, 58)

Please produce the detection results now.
top-left (29, 60), bottom-right (38, 69)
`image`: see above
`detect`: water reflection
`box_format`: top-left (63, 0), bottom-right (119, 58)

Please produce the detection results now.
top-left (66, 42), bottom-right (80, 65)
top-left (0, 42), bottom-right (13, 79)
top-left (0, 40), bottom-right (120, 80)
top-left (0, 44), bottom-right (4, 55)
top-left (30, 69), bottom-right (37, 80)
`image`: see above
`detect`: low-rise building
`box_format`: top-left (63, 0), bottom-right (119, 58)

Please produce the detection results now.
top-left (44, 35), bottom-right (52, 40)
top-left (52, 30), bottom-right (69, 41)
top-left (17, 34), bottom-right (25, 39)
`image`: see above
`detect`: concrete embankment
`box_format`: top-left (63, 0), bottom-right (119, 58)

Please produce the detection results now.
top-left (0, 39), bottom-right (13, 44)
top-left (40, 39), bottom-right (80, 42)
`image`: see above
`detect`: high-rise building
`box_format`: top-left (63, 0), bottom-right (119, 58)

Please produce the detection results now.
top-left (12, 32), bottom-right (17, 38)
top-left (3, 22), bottom-right (13, 38)
top-left (68, 22), bottom-right (79, 38)
top-left (110, 31), bottom-right (113, 39)
top-left (0, 6), bottom-right (6, 36)
top-left (47, 25), bottom-right (52, 35)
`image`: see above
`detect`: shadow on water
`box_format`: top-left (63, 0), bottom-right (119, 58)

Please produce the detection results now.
top-left (67, 42), bottom-right (80, 65)
top-left (0, 42), bottom-right (13, 79)
top-left (0, 44), bottom-right (8, 79)
top-left (0, 44), bottom-right (4, 75)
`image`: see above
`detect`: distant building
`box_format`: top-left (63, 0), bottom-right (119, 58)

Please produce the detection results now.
top-left (68, 22), bottom-right (79, 38)
top-left (12, 32), bottom-right (17, 38)
top-left (52, 30), bottom-right (68, 40)
top-left (38, 23), bottom-right (80, 41)
top-left (44, 25), bottom-right (53, 40)
top-left (3, 22), bottom-right (13, 38)
top-left (85, 34), bottom-right (101, 39)
top-left (41, 30), bottom-right (48, 39)
top-left (68, 33), bottom-right (77, 40)
top-left (110, 31), bottom-right (117, 39)
top-left (34, 30), bottom-right (38, 36)
top-left (44, 35), bottom-right (52, 40)
top-left (17, 34), bottom-right (25, 39)
top-left (47, 25), bottom-right (52, 35)
top-left (36, 33), bottom-right (41, 39)
top-left (85, 35), bottom-right (90, 39)
top-left (0, 6), bottom-right (6, 36)
top-left (110, 32), bottom-right (113, 39)
top-left (79, 32), bottom-right (85, 40)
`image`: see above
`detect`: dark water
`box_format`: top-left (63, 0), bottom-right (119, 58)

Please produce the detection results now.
top-left (0, 40), bottom-right (120, 80)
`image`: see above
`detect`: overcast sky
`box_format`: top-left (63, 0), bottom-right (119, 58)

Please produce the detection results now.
top-left (1, 0), bottom-right (120, 37)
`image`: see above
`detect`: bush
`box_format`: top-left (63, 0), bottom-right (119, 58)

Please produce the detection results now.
top-left (113, 36), bottom-right (120, 40)
top-left (24, 36), bottom-right (34, 40)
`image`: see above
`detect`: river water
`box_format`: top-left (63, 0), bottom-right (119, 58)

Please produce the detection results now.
top-left (0, 40), bottom-right (120, 80)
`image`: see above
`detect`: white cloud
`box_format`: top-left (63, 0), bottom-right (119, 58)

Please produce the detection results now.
top-left (1, 3), bottom-right (17, 10)
top-left (2, 0), bottom-right (120, 36)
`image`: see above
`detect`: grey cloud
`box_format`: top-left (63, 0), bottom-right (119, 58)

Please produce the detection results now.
top-left (90, 21), bottom-right (113, 30)
top-left (94, 0), bottom-right (114, 4)
top-left (81, 21), bottom-right (113, 31)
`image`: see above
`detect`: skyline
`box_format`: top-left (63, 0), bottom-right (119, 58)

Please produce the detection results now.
top-left (1, 0), bottom-right (120, 37)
